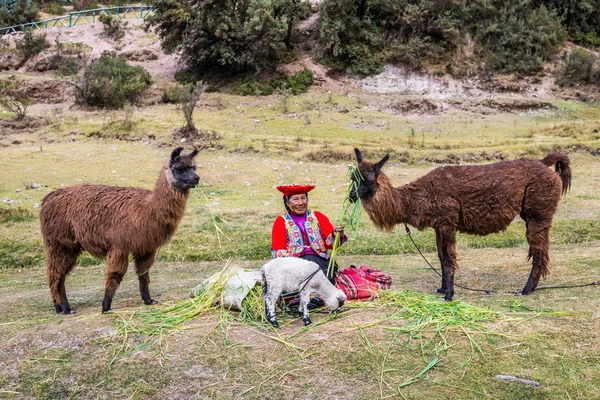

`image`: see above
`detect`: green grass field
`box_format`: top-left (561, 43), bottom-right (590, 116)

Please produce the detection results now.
top-left (1, 89), bottom-right (600, 399)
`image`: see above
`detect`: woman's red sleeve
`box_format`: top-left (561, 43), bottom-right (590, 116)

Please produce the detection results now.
top-left (314, 211), bottom-right (348, 249)
top-left (271, 216), bottom-right (288, 254)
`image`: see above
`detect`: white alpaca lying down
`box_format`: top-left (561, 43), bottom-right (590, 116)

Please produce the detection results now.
top-left (261, 257), bottom-right (347, 327)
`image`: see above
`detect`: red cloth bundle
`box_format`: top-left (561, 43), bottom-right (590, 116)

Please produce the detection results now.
top-left (335, 265), bottom-right (392, 301)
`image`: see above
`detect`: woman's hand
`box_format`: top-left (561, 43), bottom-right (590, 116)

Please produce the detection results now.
top-left (333, 226), bottom-right (345, 234)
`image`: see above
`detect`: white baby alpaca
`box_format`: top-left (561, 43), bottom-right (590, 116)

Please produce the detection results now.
top-left (261, 257), bottom-right (347, 327)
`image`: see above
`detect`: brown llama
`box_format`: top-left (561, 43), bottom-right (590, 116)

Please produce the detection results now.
top-left (40, 147), bottom-right (200, 314)
top-left (349, 148), bottom-right (571, 301)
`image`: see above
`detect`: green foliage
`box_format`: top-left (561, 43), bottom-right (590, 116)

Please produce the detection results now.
top-left (236, 69), bottom-right (313, 96)
top-left (72, 0), bottom-right (98, 11)
top-left (533, 0), bottom-right (600, 48)
top-left (147, 0), bottom-right (304, 76)
top-left (0, 0), bottom-right (38, 27)
top-left (316, 0), bottom-right (571, 76)
top-left (557, 48), bottom-right (598, 86)
top-left (236, 81), bottom-right (275, 96)
top-left (472, 1), bottom-right (566, 75)
top-left (71, 51), bottom-right (151, 109)
top-left (99, 13), bottom-right (126, 41)
top-left (15, 31), bottom-right (50, 59)
top-left (0, 78), bottom-right (35, 120)
top-left (42, 2), bottom-right (66, 16)
top-left (317, 0), bottom-right (384, 76)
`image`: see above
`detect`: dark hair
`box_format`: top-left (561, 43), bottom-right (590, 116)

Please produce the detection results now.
top-left (282, 193), bottom-right (309, 213)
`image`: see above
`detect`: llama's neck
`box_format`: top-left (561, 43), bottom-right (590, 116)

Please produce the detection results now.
top-left (362, 173), bottom-right (410, 232)
top-left (149, 167), bottom-right (189, 227)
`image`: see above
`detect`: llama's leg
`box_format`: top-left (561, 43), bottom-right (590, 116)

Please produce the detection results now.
top-left (264, 286), bottom-right (280, 328)
top-left (299, 290), bottom-right (311, 326)
top-left (46, 248), bottom-right (78, 314)
top-left (521, 218), bottom-right (552, 295)
top-left (439, 225), bottom-right (458, 301)
top-left (135, 251), bottom-right (157, 305)
top-left (435, 229), bottom-right (447, 294)
top-left (102, 250), bottom-right (129, 313)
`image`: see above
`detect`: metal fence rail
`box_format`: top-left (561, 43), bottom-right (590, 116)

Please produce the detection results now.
top-left (0, 5), bottom-right (154, 35)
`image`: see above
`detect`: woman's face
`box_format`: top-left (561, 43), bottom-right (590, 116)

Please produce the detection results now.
top-left (287, 193), bottom-right (308, 215)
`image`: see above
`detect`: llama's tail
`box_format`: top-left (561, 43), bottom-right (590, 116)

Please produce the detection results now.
top-left (542, 152), bottom-right (571, 195)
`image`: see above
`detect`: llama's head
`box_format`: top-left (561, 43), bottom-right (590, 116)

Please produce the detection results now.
top-left (349, 148), bottom-right (390, 203)
top-left (168, 147), bottom-right (200, 190)
top-left (325, 289), bottom-right (347, 312)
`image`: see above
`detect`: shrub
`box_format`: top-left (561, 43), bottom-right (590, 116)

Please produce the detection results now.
top-left (472, 2), bottom-right (566, 75)
top-left (0, 0), bottom-right (38, 27)
top-left (162, 83), bottom-right (207, 130)
top-left (71, 51), bottom-right (151, 108)
top-left (43, 3), bottom-right (66, 16)
top-left (99, 13), bottom-right (126, 41)
top-left (16, 31), bottom-right (50, 59)
top-left (177, 83), bottom-right (207, 131)
top-left (72, 0), bottom-right (98, 11)
top-left (0, 79), bottom-right (35, 120)
top-left (147, 0), bottom-right (303, 75)
top-left (236, 69), bottom-right (313, 96)
top-left (557, 48), bottom-right (598, 86)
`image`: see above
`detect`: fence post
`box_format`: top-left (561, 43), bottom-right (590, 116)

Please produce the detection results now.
top-left (69, 14), bottom-right (72, 28)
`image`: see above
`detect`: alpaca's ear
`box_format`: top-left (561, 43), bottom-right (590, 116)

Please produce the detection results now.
top-left (374, 154), bottom-right (390, 171)
top-left (354, 148), bottom-right (363, 163)
top-left (189, 148), bottom-right (199, 159)
top-left (170, 147), bottom-right (184, 167)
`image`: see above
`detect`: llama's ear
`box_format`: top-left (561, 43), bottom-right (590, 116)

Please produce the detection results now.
top-left (170, 147), bottom-right (184, 167)
top-left (189, 148), bottom-right (199, 159)
top-left (374, 154), bottom-right (390, 171)
top-left (354, 148), bottom-right (363, 163)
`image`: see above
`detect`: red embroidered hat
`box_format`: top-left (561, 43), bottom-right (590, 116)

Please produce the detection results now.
top-left (276, 184), bottom-right (315, 197)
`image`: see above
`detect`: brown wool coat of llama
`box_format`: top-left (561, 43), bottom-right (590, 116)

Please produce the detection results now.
top-left (350, 148), bottom-right (571, 301)
top-left (40, 147), bottom-right (199, 314)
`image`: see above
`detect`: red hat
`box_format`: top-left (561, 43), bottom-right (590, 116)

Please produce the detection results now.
top-left (276, 184), bottom-right (316, 197)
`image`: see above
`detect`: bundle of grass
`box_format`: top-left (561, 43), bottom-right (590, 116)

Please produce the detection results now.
top-left (115, 262), bottom-right (235, 338)
top-left (327, 164), bottom-right (363, 277)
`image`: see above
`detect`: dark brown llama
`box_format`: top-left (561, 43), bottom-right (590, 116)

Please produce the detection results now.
top-left (40, 147), bottom-right (200, 314)
top-left (349, 148), bottom-right (571, 301)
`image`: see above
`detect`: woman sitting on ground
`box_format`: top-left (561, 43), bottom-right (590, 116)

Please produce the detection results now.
top-left (271, 184), bottom-right (347, 283)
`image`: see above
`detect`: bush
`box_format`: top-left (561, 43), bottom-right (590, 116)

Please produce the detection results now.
top-left (0, 78), bottom-right (35, 120)
top-left (72, 0), bottom-right (98, 11)
top-left (147, 0), bottom-right (303, 75)
top-left (557, 48), bottom-right (598, 86)
top-left (71, 51), bottom-right (151, 108)
top-left (15, 31), bottom-right (50, 59)
top-left (0, 0), bottom-right (38, 27)
top-left (471, 1), bottom-right (566, 75)
top-left (99, 13), bottom-right (126, 41)
top-left (43, 2), bottom-right (66, 16)
top-left (236, 69), bottom-right (313, 96)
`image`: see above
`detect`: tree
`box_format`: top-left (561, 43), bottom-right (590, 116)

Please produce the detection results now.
top-left (0, 79), bottom-right (35, 120)
top-left (146, 0), bottom-right (304, 76)
top-left (0, 0), bottom-right (38, 27)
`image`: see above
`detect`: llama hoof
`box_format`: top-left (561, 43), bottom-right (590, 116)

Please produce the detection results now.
top-left (303, 318), bottom-right (312, 326)
top-left (268, 319), bottom-right (279, 328)
top-left (102, 308), bottom-right (113, 314)
top-left (144, 299), bottom-right (158, 305)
